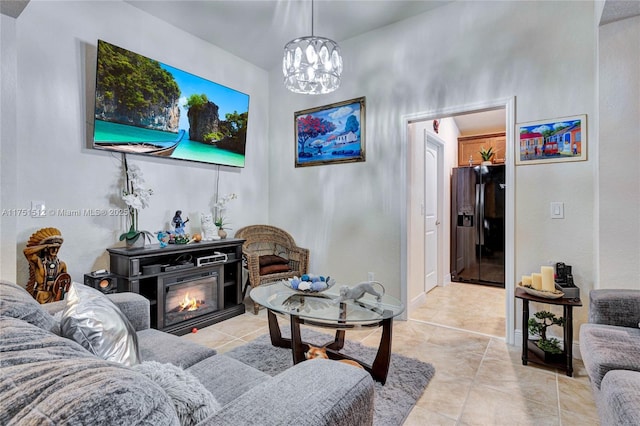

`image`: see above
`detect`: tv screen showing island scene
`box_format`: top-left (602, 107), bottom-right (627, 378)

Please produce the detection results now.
top-left (93, 40), bottom-right (249, 168)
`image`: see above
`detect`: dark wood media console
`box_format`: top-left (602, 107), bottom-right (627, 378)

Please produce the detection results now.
top-left (107, 239), bottom-right (245, 335)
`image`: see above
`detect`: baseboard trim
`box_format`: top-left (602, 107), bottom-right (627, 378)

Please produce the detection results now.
top-left (408, 292), bottom-right (427, 316)
top-left (443, 273), bottom-right (452, 286)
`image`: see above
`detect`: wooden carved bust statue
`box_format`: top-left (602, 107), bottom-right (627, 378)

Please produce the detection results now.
top-left (23, 227), bottom-right (70, 303)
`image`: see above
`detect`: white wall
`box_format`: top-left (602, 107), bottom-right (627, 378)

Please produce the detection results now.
top-left (268, 1), bottom-right (596, 305)
top-left (1, 14), bottom-right (18, 281)
top-left (4, 1), bottom-right (270, 284)
top-left (597, 15), bottom-right (640, 289)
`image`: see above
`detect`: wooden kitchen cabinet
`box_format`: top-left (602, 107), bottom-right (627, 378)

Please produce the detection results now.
top-left (458, 132), bottom-right (506, 166)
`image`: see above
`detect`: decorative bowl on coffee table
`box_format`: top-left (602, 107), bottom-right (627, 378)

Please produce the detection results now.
top-left (283, 274), bottom-right (336, 294)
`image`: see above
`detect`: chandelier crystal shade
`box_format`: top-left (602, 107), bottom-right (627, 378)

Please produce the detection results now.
top-left (282, 2), bottom-right (342, 94)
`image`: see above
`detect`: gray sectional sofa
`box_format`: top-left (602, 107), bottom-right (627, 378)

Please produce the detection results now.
top-left (0, 281), bottom-right (374, 425)
top-left (579, 289), bottom-right (640, 426)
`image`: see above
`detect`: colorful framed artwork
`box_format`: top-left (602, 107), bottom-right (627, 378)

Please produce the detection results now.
top-left (516, 115), bottom-right (587, 165)
top-left (294, 97), bottom-right (366, 167)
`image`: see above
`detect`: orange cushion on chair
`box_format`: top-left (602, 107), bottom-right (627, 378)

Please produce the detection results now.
top-left (259, 263), bottom-right (291, 275)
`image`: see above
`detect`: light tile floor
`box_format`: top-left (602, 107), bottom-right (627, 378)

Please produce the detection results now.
top-left (182, 282), bottom-right (599, 425)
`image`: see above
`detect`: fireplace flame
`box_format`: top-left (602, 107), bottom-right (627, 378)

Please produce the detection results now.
top-left (179, 292), bottom-right (199, 312)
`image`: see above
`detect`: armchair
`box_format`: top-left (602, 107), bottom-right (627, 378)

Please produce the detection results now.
top-left (235, 225), bottom-right (309, 314)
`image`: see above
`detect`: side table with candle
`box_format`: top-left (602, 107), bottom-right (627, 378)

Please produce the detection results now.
top-left (515, 286), bottom-right (582, 376)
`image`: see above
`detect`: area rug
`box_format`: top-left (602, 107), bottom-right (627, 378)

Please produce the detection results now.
top-left (224, 328), bottom-right (435, 425)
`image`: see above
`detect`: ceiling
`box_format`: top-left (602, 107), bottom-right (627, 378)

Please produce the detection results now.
top-left (0, 0), bottom-right (29, 18)
top-left (0, 0), bottom-right (502, 134)
top-left (6, 0), bottom-right (634, 135)
top-left (5, 1), bottom-right (639, 57)
top-left (600, 0), bottom-right (640, 24)
top-left (124, 0), bottom-right (508, 134)
top-left (451, 109), bottom-right (506, 136)
top-left (126, 0), bottom-right (451, 71)
top-left (125, 0), bottom-right (639, 72)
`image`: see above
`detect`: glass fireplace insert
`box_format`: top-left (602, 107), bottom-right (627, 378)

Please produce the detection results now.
top-left (161, 269), bottom-right (223, 328)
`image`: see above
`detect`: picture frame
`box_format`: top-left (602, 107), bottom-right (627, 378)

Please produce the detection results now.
top-left (294, 97), bottom-right (366, 167)
top-left (516, 115), bottom-right (586, 165)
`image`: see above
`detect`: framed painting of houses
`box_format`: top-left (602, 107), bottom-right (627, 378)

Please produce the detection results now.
top-left (294, 97), bottom-right (366, 167)
top-left (516, 115), bottom-right (587, 165)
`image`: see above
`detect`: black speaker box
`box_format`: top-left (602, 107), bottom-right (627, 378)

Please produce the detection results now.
top-left (84, 272), bottom-right (118, 294)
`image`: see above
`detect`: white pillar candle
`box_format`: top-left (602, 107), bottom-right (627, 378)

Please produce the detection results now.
top-left (531, 273), bottom-right (542, 290)
top-left (541, 266), bottom-right (555, 292)
top-left (522, 275), bottom-right (532, 286)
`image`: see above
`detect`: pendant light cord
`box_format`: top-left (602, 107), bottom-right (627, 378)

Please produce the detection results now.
top-left (311, 0), bottom-right (314, 36)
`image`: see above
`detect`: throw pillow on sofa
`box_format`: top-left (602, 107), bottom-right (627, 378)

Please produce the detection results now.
top-left (60, 282), bottom-right (140, 366)
top-left (0, 280), bottom-right (59, 334)
top-left (133, 361), bottom-right (221, 426)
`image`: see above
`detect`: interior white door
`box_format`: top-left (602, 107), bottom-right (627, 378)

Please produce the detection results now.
top-left (424, 135), bottom-right (439, 294)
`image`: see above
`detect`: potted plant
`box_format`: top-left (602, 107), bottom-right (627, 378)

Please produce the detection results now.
top-left (119, 156), bottom-right (154, 248)
top-left (213, 192), bottom-right (237, 240)
top-left (479, 146), bottom-right (495, 165)
top-left (214, 217), bottom-right (229, 239)
top-left (528, 310), bottom-right (565, 362)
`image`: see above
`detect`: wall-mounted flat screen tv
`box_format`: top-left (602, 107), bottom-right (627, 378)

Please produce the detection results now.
top-left (93, 40), bottom-right (249, 168)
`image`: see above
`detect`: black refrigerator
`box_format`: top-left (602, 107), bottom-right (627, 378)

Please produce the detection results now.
top-left (450, 165), bottom-right (505, 287)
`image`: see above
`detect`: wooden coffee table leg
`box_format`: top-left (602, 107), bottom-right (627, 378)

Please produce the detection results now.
top-left (326, 329), bottom-right (346, 350)
top-left (371, 315), bottom-right (393, 385)
top-left (290, 314), bottom-right (306, 364)
top-left (267, 309), bottom-right (290, 348)
top-left (269, 307), bottom-right (395, 383)
top-left (330, 301), bottom-right (347, 350)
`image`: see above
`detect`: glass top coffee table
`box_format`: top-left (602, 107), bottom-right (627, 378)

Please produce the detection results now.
top-left (250, 281), bottom-right (404, 384)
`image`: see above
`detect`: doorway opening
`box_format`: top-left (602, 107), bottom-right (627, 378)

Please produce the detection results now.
top-left (401, 97), bottom-right (515, 343)
top-left (450, 115), bottom-right (506, 288)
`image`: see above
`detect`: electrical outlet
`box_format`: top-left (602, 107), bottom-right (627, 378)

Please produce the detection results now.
top-left (368, 272), bottom-right (375, 282)
top-left (550, 202), bottom-right (564, 219)
top-left (31, 200), bottom-right (46, 218)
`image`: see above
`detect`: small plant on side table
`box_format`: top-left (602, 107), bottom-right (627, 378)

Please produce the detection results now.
top-left (528, 310), bottom-right (565, 354)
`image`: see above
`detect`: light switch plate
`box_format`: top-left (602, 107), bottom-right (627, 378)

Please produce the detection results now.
top-left (550, 202), bottom-right (564, 219)
top-left (31, 200), bottom-right (46, 218)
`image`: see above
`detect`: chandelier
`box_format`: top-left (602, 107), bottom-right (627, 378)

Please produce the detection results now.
top-left (282, 0), bottom-right (343, 94)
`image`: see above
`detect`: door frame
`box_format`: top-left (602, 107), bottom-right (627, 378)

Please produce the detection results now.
top-left (424, 131), bottom-right (445, 294)
top-left (400, 97), bottom-right (516, 345)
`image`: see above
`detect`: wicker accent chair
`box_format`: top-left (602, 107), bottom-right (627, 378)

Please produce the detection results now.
top-left (234, 225), bottom-right (310, 314)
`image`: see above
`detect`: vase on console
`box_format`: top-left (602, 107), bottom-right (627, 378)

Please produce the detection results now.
top-left (125, 232), bottom-right (146, 249)
top-left (217, 228), bottom-right (227, 239)
top-left (213, 193), bottom-right (236, 241)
